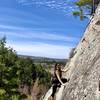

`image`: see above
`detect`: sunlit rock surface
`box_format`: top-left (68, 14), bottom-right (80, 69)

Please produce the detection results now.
top-left (43, 3), bottom-right (100, 100)
top-left (42, 87), bottom-right (52, 100)
top-left (62, 3), bottom-right (100, 100)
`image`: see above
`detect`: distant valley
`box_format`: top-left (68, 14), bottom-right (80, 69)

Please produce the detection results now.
top-left (18, 55), bottom-right (67, 64)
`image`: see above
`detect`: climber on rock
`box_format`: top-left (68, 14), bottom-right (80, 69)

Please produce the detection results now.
top-left (48, 64), bottom-right (70, 100)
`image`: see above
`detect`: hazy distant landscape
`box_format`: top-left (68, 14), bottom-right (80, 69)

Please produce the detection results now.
top-left (19, 55), bottom-right (67, 64)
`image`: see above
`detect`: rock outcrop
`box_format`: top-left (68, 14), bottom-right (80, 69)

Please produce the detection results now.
top-left (43, 2), bottom-right (100, 100)
top-left (62, 3), bottom-right (100, 100)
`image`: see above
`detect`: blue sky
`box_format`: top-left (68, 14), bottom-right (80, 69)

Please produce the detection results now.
top-left (0, 0), bottom-right (89, 58)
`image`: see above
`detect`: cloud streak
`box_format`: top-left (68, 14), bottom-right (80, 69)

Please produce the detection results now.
top-left (7, 41), bottom-right (72, 58)
top-left (17, 0), bottom-right (78, 14)
top-left (0, 30), bottom-right (78, 42)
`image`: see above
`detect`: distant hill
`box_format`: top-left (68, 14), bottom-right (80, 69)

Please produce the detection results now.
top-left (18, 55), bottom-right (67, 64)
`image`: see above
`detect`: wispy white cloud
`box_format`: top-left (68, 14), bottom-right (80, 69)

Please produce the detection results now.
top-left (7, 41), bottom-right (72, 58)
top-left (0, 7), bottom-right (45, 21)
top-left (0, 30), bottom-right (78, 42)
top-left (0, 24), bottom-right (50, 32)
top-left (17, 0), bottom-right (78, 14)
top-left (0, 24), bottom-right (25, 30)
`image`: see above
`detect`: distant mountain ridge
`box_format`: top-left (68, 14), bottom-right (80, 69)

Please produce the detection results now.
top-left (18, 55), bottom-right (67, 63)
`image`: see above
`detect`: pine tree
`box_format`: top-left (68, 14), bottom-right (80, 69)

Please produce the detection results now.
top-left (73, 0), bottom-right (100, 20)
top-left (0, 37), bottom-right (51, 100)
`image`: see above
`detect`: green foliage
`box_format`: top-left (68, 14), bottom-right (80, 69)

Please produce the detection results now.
top-left (75, 0), bottom-right (92, 7)
top-left (73, 0), bottom-right (100, 20)
top-left (17, 58), bottom-right (36, 86)
top-left (36, 64), bottom-right (51, 86)
top-left (0, 37), bottom-right (22, 99)
top-left (0, 37), bottom-right (51, 100)
top-left (73, 9), bottom-right (87, 20)
top-left (73, 11), bottom-right (80, 16)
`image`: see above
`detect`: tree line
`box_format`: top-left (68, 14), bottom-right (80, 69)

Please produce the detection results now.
top-left (0, 37), bottom-right (51, 100)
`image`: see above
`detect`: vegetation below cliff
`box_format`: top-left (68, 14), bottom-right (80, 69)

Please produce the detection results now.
top-left (0, 37), bottom-right (52, 100)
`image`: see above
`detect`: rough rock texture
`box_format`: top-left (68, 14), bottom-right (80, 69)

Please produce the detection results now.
top-left (43, 3), bottom-right (100, 100)
top-left (61, 3), bottom-right (100, 100)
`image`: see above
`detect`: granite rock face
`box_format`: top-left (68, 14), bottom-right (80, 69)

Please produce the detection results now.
top-left (43, 3), bottom-right (100, 100)
top-left (61, 3), bottom-right (100, 100)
